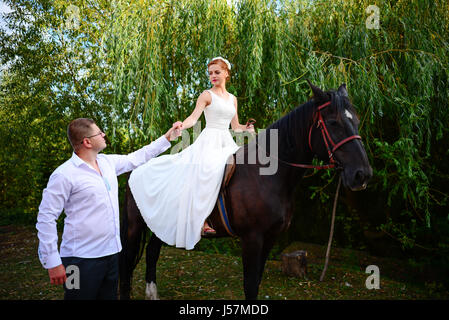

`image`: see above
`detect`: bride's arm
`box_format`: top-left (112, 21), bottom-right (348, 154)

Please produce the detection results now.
top-left (181, 91), bottom-right (211, 130)
top-left (230, 96), bottom-right (255, 133)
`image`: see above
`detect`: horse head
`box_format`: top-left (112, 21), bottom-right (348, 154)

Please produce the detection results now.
top-left (307, 80), bottom-right (373, 191)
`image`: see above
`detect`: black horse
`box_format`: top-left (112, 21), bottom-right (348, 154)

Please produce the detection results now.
top-left (119, 81), bottom-right (373, 300)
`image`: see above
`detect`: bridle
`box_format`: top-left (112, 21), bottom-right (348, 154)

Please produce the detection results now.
top-left (278, 101), bottom-right (362, 170)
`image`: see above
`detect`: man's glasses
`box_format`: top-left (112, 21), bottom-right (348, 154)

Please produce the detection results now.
top-left (80, 131), bottom-right (105, 144)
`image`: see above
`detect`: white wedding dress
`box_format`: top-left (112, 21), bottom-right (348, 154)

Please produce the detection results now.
top-left (129, 90), bottom-right (239, 250)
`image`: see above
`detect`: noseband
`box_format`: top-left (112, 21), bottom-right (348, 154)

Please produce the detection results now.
top-left (285, 101), bottom-right (362, 170)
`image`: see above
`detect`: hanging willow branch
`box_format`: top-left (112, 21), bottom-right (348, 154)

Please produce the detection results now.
top-left (100, 0), bottom-right (449, 251)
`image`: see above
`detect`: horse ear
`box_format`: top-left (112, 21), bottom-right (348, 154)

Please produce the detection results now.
top-left (337, 83), bottom-right (348, 97)
top-left (307, 79), bottom-right (327, 103)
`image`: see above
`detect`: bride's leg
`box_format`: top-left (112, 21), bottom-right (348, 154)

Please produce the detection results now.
top-left (202, 221), bottom-right (216, 235)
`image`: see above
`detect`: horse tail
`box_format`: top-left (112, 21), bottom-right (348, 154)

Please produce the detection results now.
top-left (133, 222), bottom-right (148, 272)
top-left (120, 173), bottom-right (129, 253)
top-left (120, 173), bottom-right (148, 286)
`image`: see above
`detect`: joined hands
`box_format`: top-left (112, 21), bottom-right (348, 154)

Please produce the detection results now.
top-left (165, 121), bottom-right (183, 141)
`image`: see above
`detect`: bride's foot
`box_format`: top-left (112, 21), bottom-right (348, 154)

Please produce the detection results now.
top-left (202, 223), bottom-right (216, 236)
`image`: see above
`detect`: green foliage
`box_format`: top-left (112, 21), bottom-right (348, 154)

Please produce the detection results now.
top-left (1, 0), bottom-right (448, 271)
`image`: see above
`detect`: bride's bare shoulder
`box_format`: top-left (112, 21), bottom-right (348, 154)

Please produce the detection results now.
top-left (198, 90), bottom-right (212, 105)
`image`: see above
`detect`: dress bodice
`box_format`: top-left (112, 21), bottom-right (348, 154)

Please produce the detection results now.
top-left (203, 90), bottom-right (236, 130)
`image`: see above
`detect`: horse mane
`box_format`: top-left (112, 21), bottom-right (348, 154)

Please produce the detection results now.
top-left (267, 99), bottom-right (315, 141)
top-left (263, 99), bottom-right (316, 161)
top-left (326, 90), bottom-right (357, 121)
top-left (261, 89), bottom-right (355, 161)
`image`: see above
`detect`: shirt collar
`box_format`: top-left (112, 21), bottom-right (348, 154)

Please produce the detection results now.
top-left (70, 152), bottom-right (85, 167)
top-left (70, 152), bottom-right (100, 168)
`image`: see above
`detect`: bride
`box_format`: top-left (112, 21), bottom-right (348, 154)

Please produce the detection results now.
top-left (129, 57), bottom-right (254, 250)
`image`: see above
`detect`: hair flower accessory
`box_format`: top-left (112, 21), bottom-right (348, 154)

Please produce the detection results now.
top-left (209, 56), bottom-right (231, 70)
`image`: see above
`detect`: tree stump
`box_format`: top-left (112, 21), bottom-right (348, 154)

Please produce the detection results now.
top-left (281, 250), bottom-right (307, 278)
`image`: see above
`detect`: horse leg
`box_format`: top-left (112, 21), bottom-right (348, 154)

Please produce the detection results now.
top-left (257, 235), bottom-right (277, 288)
top-left (145, 233), bottom-right (163, 300)
top-left (241, 234), bottom-right (264, 300)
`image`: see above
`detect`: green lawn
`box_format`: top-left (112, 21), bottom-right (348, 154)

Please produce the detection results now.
top-left (0, 225), bottom-right (447, 300)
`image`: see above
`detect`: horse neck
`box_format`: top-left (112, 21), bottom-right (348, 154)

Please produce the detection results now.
top-left (264, 101), bottom-right (316, 191)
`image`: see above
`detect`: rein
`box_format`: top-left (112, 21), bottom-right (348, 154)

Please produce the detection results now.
top-left (275, 101), bottom-right (362, 170)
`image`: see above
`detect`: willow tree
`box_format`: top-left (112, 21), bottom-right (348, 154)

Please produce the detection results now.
top-left (0, 0), bottom-right (115, 223)
top-left (1, 0), bottom-right (448, 270)
top-left (104, 0), bottom-right (448, 257)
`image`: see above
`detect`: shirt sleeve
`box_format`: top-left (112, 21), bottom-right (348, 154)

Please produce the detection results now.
top-left (36, 171), bottom-right (71, 269)
top-left (109, 135), bottom-right (171, 176)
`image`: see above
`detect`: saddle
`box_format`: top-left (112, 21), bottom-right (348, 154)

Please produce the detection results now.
top-left (215, 154), bottom-right (237, 237)
top-left (222, 154), bottom-right (236, 190)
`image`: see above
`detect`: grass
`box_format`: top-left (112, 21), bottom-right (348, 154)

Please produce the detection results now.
top-left (1, 225), bottom-right (448, 300)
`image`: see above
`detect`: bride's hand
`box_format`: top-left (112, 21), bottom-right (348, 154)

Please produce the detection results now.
top-left (245, 119), bottom-right (256, 134)
top-left (165, 124), bottom-right (182, 141)
top-left (163, 121), bottom-right (183, 141)
top-left (172, 121), bottom-right (183, 130)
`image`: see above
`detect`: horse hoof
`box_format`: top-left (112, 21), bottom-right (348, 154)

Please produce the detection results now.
top-left (145, 281), bottom-right (159, 300)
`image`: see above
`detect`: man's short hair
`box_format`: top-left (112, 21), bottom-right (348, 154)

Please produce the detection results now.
top-left (67, 118), bottom-right (95, 150)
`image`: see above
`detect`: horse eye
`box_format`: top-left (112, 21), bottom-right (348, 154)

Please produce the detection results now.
top-left (327, 120), bottom-right (338, 126)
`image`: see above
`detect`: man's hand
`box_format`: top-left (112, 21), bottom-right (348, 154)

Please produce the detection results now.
top-left (172, 121), bottom-right (183, 130)
top-left (164, 121), bottom-right (183, 141)
top-left (48, 264), bottom-right (67, 285)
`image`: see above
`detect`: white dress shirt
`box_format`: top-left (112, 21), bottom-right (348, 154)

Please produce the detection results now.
top-left (36, 135), bottom-right (171, 269)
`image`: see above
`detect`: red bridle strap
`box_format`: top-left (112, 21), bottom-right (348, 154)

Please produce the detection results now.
top-left (285, 101), bottom-right (362, 170)
top-left (331, 135), bottom-right (362, 153)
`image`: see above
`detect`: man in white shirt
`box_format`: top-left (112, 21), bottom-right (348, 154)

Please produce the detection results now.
top-left (36, 118), bottom-right (181, 299)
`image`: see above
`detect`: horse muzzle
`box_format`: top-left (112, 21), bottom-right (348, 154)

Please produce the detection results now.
top-left (341, 166), bottom-right (373, 191)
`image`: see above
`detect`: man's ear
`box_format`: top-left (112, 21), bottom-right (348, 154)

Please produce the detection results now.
top-left (306, 79), bottom-right (328, 103)
top-left (80, 138), bottom-right (91, 149)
